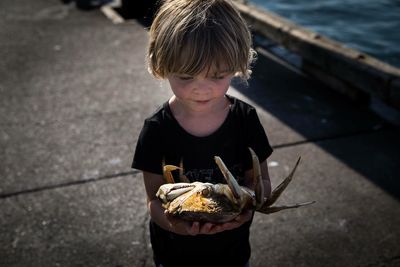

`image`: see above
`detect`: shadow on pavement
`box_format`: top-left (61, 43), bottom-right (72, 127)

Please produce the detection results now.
top-left (232, 50), bottom-right (400, 200)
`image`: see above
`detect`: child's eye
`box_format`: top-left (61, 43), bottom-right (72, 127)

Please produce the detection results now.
top-left (178, 76), bottom-right (193, 81)
top-left (212, 75), bottom-right (225, 80)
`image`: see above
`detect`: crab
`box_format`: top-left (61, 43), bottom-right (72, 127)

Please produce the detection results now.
top-left (156, 148), bottom-right (315, 223)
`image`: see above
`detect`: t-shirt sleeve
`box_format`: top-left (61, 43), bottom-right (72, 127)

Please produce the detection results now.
top-left (131, 119), bottom-right (164, 175)
top-left (246, 108), bottom-right (273, 164)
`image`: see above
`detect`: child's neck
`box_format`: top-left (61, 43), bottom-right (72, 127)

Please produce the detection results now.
top-left (169, 96), bottom-right (231, 137)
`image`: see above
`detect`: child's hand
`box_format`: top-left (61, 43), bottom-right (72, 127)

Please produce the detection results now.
top-left (165, 210), bottom-right (253, 235)
top-left (166, 213), bottom-right (198, 235)
top-left (194, 209), bottom-right (254, 235)
top-left (168, 219), bottom-right (226, 236)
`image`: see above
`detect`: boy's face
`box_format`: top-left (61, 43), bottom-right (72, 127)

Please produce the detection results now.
top-left (167, 67), bottom-right (234, 111)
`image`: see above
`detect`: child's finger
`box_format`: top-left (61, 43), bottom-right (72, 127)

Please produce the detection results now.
top-left (209, 224), bottom-right (222, 234)
top-left (188, 221), bottom-right (200, 236)
top-left (199, 222), bottom-right (213, 234)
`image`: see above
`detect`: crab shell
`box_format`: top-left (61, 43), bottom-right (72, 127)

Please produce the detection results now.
top-left (156, 148), bottom-right (314, 223)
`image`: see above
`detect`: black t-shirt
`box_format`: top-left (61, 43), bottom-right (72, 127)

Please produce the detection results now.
top-left (132, 95), bottom-right (272, 267)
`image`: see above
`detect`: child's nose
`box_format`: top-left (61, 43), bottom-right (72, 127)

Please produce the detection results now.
top-left (193, 79), bottom-right (212, 92)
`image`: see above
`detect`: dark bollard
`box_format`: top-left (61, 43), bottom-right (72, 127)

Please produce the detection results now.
top-left (120, 0), bottom-right (160, 23)
top-left (74, 0), bottom-right (113, 10)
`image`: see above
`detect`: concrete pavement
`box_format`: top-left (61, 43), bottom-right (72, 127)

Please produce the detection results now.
top-left (1, 0), bottom-right (399, 266)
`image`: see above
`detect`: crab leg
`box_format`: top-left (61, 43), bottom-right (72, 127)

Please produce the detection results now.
top-left (179, 159), bottom-right (191, 183)
top-left (248, 148), bottom-right (264, 209)
top-left (156, 183), bottom-right (196, 203)
top-left (258, 157), bottom-right (315, 213)
top-left (214, 156), bottom-right (242, 203)
top-left (264, 157), bottom-right (301, 206)
top-left (163, 164), bottom-right (180, 184)
top-left (260, 201), bottom-right (316, 214)
top-left (162, 157), bottom-right (191, 184)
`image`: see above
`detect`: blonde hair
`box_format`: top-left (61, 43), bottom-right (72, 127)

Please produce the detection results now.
top-left (147, 0), bottom-right (256, 79)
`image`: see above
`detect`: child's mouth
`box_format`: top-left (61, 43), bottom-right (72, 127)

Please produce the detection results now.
top-left (195, 100), bottom-right (210, 104)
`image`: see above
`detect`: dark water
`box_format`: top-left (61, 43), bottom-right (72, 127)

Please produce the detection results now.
top-left (249, 0), bottom-right (400, 68)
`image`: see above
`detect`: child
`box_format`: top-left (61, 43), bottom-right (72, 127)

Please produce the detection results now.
top-left (132, 0), bottom-right (273, 266)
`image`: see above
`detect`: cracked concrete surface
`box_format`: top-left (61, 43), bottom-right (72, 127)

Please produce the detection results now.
top-left (1, 0), bottom-right (399, 266)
